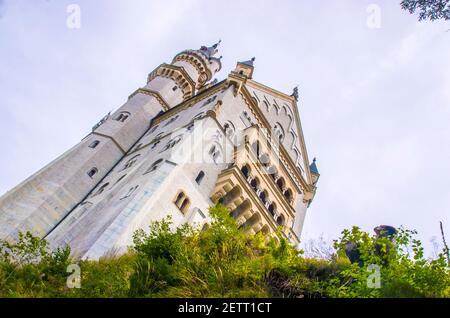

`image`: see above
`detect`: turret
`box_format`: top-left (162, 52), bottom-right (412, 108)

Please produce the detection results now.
top-left (234, 57), bottom-right (255, 79)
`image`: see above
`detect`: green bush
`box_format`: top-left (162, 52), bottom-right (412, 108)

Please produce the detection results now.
top-left (0, 204), bottom-right (448, 298)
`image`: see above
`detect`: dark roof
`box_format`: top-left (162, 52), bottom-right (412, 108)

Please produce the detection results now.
top-left (239, 57), bottom-right (255, 67)
top-left (309, 157), bottom-right (320, 175)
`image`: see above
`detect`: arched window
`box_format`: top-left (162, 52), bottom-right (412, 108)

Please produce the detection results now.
top-left (259, 153), bottom-right (270, 168)
top-left (223, 121), bottom-right (235, 139)
top-left (186, 122), bottom-right (195, 131)
top-left (268, 203), bottom-right (276, 216)
top-left (122, 155), bottom-right (140, 171)
top-left (146, 125), bottom-right (159, 136)
top-left (274, 123), bottom-right (284, 143)
top-left (114, 111), bottom-right (130, 122)
top-left (120, 185), bottom-right (139, 200)
top-left (151, 140), bottom-right (160, 149)
top-left (144, 159), bottom-right (163, 174)
top-left (209, 144), bottom-right (220, 162)
top-left (161, 135), bottom-right (182, 151)
top-left (134, 143), bottom-right (143, 151)
top-left (164, 115), bottom-right (179, 126)
top-left (276, 177), bottom-right (285, 192)
top-left (113, 175), bottom-right (126, 187)
top-left (195, 171), bottom-right (205, 185)
top-left (92, 182), bottom-right (109, 197)
top-left (174, 192), bottom-right (185, 207)
top-left (87, 167), bottom-right (98, 178)
top-left (240, 111), bottom-right (253, 127)
top-left (250, 177), bottom-right (259, 191)
top-left (180, 198), bottom-right (191, 214)
top-left (241, 165), bottom-right (250, 178)
top-left (276, 214), bottom-right (285, 226)
top-left (259, 190), bottom-right (268, 204)
top-left (284, 189), bottom-right (293, 203)
top-left (173, 191), bottom-right (190, 214)
top-left (252, 141), bottom-right (261, 157)
top-left (192, 112), bottom-right (204, 121)
top-left (201, 95), bottom-right (217, 107)
top-left (89, 140), bottom-right (100, 148)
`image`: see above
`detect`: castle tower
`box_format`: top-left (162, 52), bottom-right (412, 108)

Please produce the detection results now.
top-left (0, 44), bottom-right (319, 259)
top-left (0, 42), bottom-right (223, 241)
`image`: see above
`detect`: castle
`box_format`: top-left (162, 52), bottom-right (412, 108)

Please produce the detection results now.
top-left (0, 42), bottom-right (320, 259)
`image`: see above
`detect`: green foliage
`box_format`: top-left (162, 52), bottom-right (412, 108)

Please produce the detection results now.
top-left (0, 205), bottom-right (448, 298)
top-left (400, 0), bottom-right (450, 22)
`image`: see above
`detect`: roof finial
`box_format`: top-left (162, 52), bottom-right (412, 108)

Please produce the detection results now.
top-left (213, 39), bottom-right (222, 49)
top-left (291, 85), bottom-right (299, 101)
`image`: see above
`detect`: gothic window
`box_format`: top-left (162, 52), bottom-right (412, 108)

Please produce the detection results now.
top-left (276, 177), bottom-right (285, 192)
top-left (240, 111), bottom-right (253, 127)
top-left (284, 189), bottom-right (293, 203)
top-left (180, 198), bottom-right (191, 214)
top-left (186, 122), bottom-right (195, 131)
top-left (151, 140), bottom-right (161, 149)
top-left (87, 167), bottom-right (98, 178)
top-left (121, 155), bottom-right (140, 171)
top-left (259, 153), bottom-right (270, 168)
top-left (120, 185), bottom-right (139, 200)
top-left (114, 111), bottom-right (130, 122)
top-left (276, 214), bottom-right (285, 226)
top-left (144, 159), bottom-right (163, 174)
top-left (241, 164), bottom-right (250, 179)
top-left (273, 123), bottom-right (285, 143)
top-left (223, 121), bottom-right (235, 139)
top-left (192, 112), bottom-right (204, 121)
top-left (146, 125), bottom-right (159, 136)
top-left (173, 191), bottom-right (190, 214)
top-left (89, 140), bottom-right (100, 149)
top-left (164, 115), bottom-right (179, 126)
top-left (268, 202), bottom-right (276, 217)
top-left (252, 141), bottom-right (261, 157)
top-left (209, 145), bottom-right (220, 163)
top-left (93, 182), bottom-right (109, 197)
top-left (250, 177), bottom-right (259, 191)
top-left (259, 190), bottom-right (268, 204)
top-left (113, 175), bottom-right (127, 187)
top-left (201, 95), bottom-right (217, 107)
top-left (195, 171), bottom-right (205, 185)
top-left (134, 143), bottom-right (143, 151)
top-left (161, 135), bottom-right (182, 151)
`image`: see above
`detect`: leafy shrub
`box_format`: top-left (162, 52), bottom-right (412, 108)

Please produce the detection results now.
top-left (0, 204), bottom-right (448, 298)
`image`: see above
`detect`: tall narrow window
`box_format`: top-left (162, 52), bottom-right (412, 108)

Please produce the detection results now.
top-left (151, 140), bottom-right (160, 149)
top-left (87, 167), bottom-right (98, 178)
top-left (173, 190), bottom-right (191, 214)
top-left (147, 125), bottom-right (159, 136)
top-left (113, 175), bottom-right (126, 187)
top-left (195, 171), bottom-right (205, 185)
top-left (209, 145), bottom-right (220, 162)
top-left (144, 159), bottom-right (163, 174)
top-left (241, 165), bottom-right (250, 178)
top-left (89, 140), bottom-right (100, 148)
top-left (120, 185), bottom-right (139, 200)
top-left (121, 155), bottom-right (140, 171)
top-left (92, 182), bottom-right (109, 197)
top-left (114, 111), bottom-right (130, 122)
top-left (164, 115), bottom-right (179, 126)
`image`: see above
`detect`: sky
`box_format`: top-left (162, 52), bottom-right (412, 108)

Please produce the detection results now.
top-left (0, 0), bottom-right (449, 257)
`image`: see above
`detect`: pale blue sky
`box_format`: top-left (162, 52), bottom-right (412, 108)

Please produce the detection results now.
top-left (0, 0), bottom-right (449, 256)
